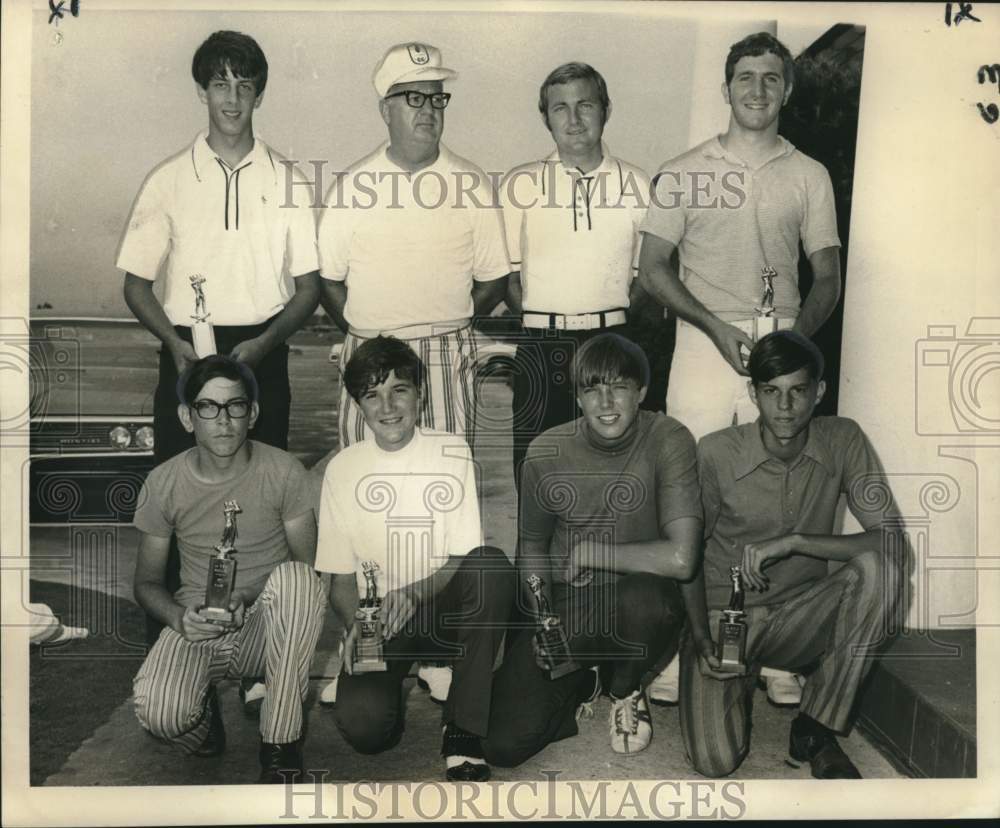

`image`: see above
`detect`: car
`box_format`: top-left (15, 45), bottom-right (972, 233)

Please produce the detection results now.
top-left (29, 318), bottom-right (158, 525)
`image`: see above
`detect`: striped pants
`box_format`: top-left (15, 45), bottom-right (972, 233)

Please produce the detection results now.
top-left (337, 326), bottom-right (479, 449)
top-left (679, 550), bottom-right (904, 778)
top-left (133, 562), bottom-right (326, 752)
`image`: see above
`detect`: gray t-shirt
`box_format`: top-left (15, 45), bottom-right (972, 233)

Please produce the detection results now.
top-left (133, 441), bottom-right (313, 608)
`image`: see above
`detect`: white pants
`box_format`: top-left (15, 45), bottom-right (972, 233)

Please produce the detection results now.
top-left (666, 318), bottom-right (795, 441)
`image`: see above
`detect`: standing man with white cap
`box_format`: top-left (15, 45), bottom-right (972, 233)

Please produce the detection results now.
top-left (318, 42), bottom-right (510, 450)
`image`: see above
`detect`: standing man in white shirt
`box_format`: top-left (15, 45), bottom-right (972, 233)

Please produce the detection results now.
top-left (117, 30), bottom-right (321, 652)
top-left (318, 42), bottom-right (510, 451)
top-left (638, 32), bottom-right (842, 705)
top-left (502, 63), bottom-right (649, 492)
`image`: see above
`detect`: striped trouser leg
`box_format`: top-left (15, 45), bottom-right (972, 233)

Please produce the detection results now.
top-left (751, 549), bottom-right (905, 732)
top-left (133, 628), bottom-right (236, 754)
top-left (678, 628), bottom-right (756, 778)
top-left (337, 328), bottom-right (479, 449)
top-left (231, 561), bottom-right (327, 744)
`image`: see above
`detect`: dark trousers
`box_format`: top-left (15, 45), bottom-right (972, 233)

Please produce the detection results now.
top-left (482, 573), bottom-right (685, 768)
top-left (334, 547), bottom-right (514, 753)
top-left (144, 317), bottom-right (291, 647)
top-left (511, 324), bottom-right (626, 493)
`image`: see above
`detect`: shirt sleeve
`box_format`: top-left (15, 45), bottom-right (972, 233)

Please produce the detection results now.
top-left (841, 422), bottom-right (901, 530)
top-left (279, 455), bottom-right (315, 522)
top-left (801, 163), bottom-right (841, 257)
top-left (132, 476), bottom-right (173, 538)
top-left (499, 167), bottom-right (528, 268)
top-left (518, 448), bottom-right (558, 543)
top-left (317, 172), bottom-right (352, 282)
top-left (443, 443), bottom-right (483, 557)
top-left (628, 168), bottom-right (651, 274)
top-left (283, 162), bottom-right (320, 278)
top-left (314, 459), bottom-right (358, 575)
top-left (116, 169), bottom-right (171, 280)
top-left (468, 169), bottom-right (512, 282)
top-left (654, 419), bottom-right (702, 529)
top-left (697, 441), bottom-right (723, 542)
top-left (639, 166), bottom-right (687, 246)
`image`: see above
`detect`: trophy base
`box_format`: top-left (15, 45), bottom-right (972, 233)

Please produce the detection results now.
top-left (200, 606), bottom-right (234, 626)
top-left (192, 322), bottom-right (217, 359)
top-left (752, 315), bottom-right (778, 343)
top-left (353, 659), bottom-right (388, 674)
top-left (547, 659), bottom-right (583, 680)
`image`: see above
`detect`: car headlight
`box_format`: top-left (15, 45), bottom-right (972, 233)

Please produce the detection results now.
top-left (135, 426), bottom-right (155, 450)
top-left (109, 426), bottom-right (132, 450)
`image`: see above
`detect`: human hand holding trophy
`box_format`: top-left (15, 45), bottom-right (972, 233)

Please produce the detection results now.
top-left (527, 574), bottom-right (581, 679)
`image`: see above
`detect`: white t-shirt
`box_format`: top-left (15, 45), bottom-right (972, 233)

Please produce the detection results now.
top-left (317, 143), bottom-right (511, 331)
top-left (315, 428), bottom-right (482, 595)
top-left (502, 147), bottom-right (649, 314)
top-left (116, 133), bottom-right (319, 326)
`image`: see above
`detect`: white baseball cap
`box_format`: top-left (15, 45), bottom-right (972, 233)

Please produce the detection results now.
top-left (373, 42), bottom-right (457, 98)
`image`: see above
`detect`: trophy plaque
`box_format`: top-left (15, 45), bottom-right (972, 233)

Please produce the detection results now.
top-left (189, 274), bottom-right (217, 358)
top-left (526, 574), bottom-right (581, 680)
top-left (752, 266), bottom-right (778, 343)
top-left (201, 500), bottom-right (241, 626)
top-left (353, 561), bottom-right (388, 673)
top-left (717, 565), bottom-right (748, 673)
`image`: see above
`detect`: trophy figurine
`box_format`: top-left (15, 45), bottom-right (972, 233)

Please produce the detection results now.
top-left (352, 561), bottom-right (388, 673)
top-left (753, 266), bottom-right (778, 342)
top-left (716, 565), bottom-right (748, 673)
top-left (201, 500), bottom-right (241, 625)
top-left (526, 574), bottom-right (581, 679)
top-left (189, 274), bottom-right (217, 358)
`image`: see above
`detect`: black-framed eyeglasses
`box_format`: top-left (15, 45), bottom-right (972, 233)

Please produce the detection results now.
top-left (384, 90), bottom-right (452, 110)
top-left (191, 398), bottom-right (251, 420)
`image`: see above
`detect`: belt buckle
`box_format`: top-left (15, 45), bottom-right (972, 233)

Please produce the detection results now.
top-left (564, 315), bottom-right (588, 331)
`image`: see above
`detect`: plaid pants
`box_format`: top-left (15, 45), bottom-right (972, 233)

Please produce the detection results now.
top-left (133, 562), bottom-right (325, 751)
top-left (337, 326), bottom-right (479, 449)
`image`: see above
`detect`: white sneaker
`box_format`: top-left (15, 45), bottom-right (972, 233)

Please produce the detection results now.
top-left (417, 665), bottom-right (452, 704)
top-left (609, 689), bottom-right (652, 755)
top-left (319, 677), bottom-right (339, 707)
top-left (647, 655), bottom-right (679, 704)
top-left (762, 669), bottom-right (803, 705)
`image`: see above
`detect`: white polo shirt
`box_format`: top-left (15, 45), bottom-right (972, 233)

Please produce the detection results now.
top-left (317, 143), bottom-right (510, 331)
top-left (116, 132), bottom-right (319, 327)
top-left (501, 147), bottom-right (649, 315)
top-left (315, 428), bottom-right (483, 595)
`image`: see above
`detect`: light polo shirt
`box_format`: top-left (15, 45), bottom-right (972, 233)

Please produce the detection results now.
top-left (641, 136), bottom-right (840, 322)
top-left (315, 428), bottom-right (483, 595)
top-left (698, 417), bottom-right (900, 610)
top-left (501, 148), bottom-right (649, 315)
top-left (117, 133), bottom-right (319, 326)
top-left (318, 143), bottom-right (510, 331)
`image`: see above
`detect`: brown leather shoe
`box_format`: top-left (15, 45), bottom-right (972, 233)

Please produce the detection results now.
top-left (789, 715), bottom-right (862, 779)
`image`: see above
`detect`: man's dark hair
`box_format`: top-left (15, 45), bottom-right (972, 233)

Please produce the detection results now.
top-left (191, 30), bottom-right (268, 94)
top-left (748, 330), bottom-right (825, 385)
top-left (573, 332), bottom-right (650, 390)
top-left (724, 32), bottom-right (795, 89)
top-left (343, 336), bottom-right (424, 403)
top-left (177, 354), bottom-right (259, 406)
top-left (538, 62), bottom-right (611, 125)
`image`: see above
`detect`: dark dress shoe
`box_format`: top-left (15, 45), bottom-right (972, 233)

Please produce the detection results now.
top-left (442, 722), bottom-right (491, 782)
top-left (193, 686), bottom-right (226, 758)
top-left (259, 739), bottom-right (304, 784)
top-left (789, 715), bottom-right (862, 779)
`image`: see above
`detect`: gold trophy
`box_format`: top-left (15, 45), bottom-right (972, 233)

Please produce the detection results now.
top-left (189, 274), bottom-right (217, 358)
top-left (353, 561), bottom-right (388, 673)
top-left (753, 266), bottom-right (778, 342)
top-left (717, 565), bottom-right (748, 673)
top-left (201, 500), bottom-right (241, 626)
top-left (526, 574), bottom-right (580, 679)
